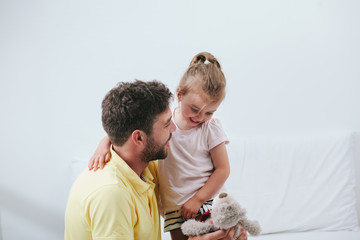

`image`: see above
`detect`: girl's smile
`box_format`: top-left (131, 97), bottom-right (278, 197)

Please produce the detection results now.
top-left (189, 117), bottom-right (201, 125)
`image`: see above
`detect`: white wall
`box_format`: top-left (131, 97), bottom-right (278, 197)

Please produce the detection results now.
top-left (0, 0), bottom-right (359, 239)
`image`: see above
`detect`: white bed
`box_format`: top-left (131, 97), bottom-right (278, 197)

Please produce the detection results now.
top-left (249, 231), bottom-right (360, 240)
top-left (162, 132), bottom-right (360, 239)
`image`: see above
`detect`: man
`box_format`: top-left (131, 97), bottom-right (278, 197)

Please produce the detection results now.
top-left (65, 80), bottom-right (246, 240)
top-left (65, 80), bottom-right (175, 239)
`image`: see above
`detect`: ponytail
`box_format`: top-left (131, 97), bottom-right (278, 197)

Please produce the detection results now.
top-left (190, 52), bottom-right (221, 69)
top-left (179, 52), bottom-right (226, 102)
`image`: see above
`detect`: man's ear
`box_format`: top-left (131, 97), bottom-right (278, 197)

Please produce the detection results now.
top-left (131, 130), bottom-right (146, 146)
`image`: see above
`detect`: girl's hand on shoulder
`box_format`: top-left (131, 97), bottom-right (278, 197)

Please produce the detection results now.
top-left (88, 136), bottom-right (111, 171)
top-left (181, 196), bottom-right (203, 220)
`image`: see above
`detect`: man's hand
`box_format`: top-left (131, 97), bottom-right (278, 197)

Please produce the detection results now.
top-left (188, 227), bottom-right (248, 240)
top-left (238, 228), bottom-right (248, 240)
top-left (189, 228), bottom-right (247, 240)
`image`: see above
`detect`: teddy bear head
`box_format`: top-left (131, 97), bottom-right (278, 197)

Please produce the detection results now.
top-left (211, 192), bottom-right (247, 229)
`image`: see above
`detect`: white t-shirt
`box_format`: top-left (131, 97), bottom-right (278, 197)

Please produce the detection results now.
top-left (158, 116), bottom-right (229, 212)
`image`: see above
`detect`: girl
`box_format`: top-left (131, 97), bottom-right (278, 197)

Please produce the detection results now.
top-left (89, 52), bottom-right (230, 240)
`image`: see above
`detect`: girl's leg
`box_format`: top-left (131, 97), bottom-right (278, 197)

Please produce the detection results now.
top-left (170, 228), bottom-right (188, 240)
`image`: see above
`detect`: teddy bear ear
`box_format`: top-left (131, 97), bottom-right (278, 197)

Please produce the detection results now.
top-left (219, 192), bottom-right (228, 198)
top-left (213, 192), bottom-right (230, 207)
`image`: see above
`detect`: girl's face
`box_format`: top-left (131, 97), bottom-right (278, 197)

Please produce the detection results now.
top-left (176, 88), bottom-right (221, 130)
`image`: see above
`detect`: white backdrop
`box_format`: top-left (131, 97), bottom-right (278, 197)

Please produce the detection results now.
top-left (0, 0), bottom-right (359, 239)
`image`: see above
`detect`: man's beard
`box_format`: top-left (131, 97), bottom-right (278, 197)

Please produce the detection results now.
top-left (141, 134), bottom-right (171, 163)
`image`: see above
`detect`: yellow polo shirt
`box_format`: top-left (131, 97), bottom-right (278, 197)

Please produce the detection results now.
top-left (65, 147), bottom-right (160, 240)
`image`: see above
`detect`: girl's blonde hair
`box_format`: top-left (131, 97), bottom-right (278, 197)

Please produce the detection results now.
top-left (178, 52), bottom-right (226, 103)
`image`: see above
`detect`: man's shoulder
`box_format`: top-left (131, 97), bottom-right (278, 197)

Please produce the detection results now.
top-left (70, 166), bottom-right (130, 200)
top-left (70, 176), bottom-right (133, 211)
top-left (88, 183), bottom-right (132, 203)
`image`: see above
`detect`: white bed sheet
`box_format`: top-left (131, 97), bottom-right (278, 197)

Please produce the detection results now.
top-left (162, 229), bottom-right (360, 240)
top-left (249, 231), bottom-right (360, 240)
top-left (226, 132), bottom-right (359, 233)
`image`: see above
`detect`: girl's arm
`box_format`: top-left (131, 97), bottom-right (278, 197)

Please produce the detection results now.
top-left (181, 142), bottom-right (230, 220)
top-left (88, 136), bottom-right (111, 171)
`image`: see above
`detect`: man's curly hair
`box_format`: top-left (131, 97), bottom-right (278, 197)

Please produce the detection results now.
top-left (102, 80), bottom-right (173, 146)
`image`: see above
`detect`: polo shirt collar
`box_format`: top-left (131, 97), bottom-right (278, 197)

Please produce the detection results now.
top-left (110, 146), bottom-right (155, 194)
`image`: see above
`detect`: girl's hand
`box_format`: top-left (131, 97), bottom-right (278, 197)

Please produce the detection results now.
top-left (88, 136), bottom-right (111, 171)
top-left (181, 196), bottom-right (203, 220)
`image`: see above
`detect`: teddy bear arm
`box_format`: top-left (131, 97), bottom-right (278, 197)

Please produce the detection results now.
top-left (234, 224), bottom-right (241, 239)
top-left (239, 219), bottom-right (261, 236)
top-left (181, 219), bottom-right (219, 236)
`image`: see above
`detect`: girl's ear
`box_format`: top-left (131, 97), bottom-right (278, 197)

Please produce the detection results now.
top-left (176, 87), bottom-right (182, 101)
top-left (131, 130), bottom-right (146, 146)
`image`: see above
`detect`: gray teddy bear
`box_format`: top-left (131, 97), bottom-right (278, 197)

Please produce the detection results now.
top-left (181, 192), bottom-right (261, 238)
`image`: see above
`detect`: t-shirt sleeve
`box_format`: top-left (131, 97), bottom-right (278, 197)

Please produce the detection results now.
top-left (86, 185), bottom-right (136, 240)
top-left (206, 118), bottom-right (229, 150)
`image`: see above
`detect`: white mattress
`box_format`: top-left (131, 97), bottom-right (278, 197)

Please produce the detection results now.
top-left (249, 231), bottom-right (360, 240)
top-left (162, 230), bottom-right (360, 240)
